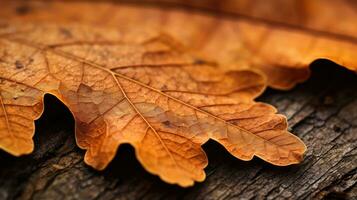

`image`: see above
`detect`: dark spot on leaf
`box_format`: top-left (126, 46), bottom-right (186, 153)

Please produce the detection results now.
top-left (15, 60), bottom-right (24, 69)
top-left (162, 121), bottom-right (171, 127)
top-left (59, 28), bottom-right (73, 38)
top-left (161, 85), bottom-right (168, 90)
top-left (193, 59), bottom-right (206, 65)
top-left (15, 5), bottom-right (31, 15)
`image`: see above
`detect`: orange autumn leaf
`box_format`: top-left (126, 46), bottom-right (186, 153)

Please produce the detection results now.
top-left (1, 0), bottom-right (356, 89)
top-left (0, 20), bottom-right (306, 187)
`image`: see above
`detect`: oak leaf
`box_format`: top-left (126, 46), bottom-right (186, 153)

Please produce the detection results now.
top-left (2, 0), bottom-right (356, 89)
top-left (0, 20), bottom-right (306, 186)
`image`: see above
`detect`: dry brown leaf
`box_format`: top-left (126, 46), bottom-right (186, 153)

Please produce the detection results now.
top-left (0, 19), bottom-right (306, 186)
top-left (141, 0), bottom-right (357, 88)
top-left (1, 0), bottom-right (356, 89)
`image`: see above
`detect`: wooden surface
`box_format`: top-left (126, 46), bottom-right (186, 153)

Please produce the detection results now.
top-left (0, 60), bottom-right (356, 200)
